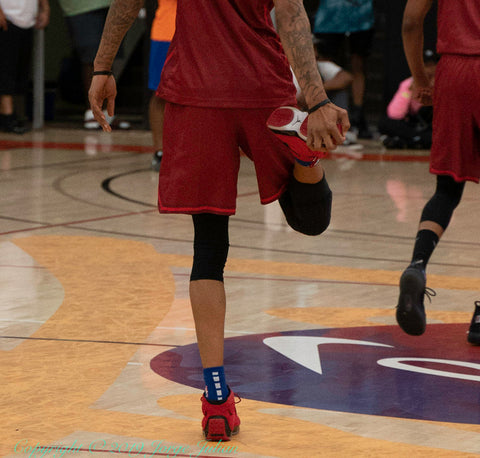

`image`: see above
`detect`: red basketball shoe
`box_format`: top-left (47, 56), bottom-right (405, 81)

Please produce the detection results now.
top-left (201, 389), bottom-right (240, 441)
top-left (267, 106), bottom-right (341, 166)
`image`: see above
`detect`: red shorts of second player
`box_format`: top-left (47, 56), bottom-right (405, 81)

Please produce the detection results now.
top-left (431, 54), bottom-right (480, 183)
top-left (158, 104), bottom-right (298, 215)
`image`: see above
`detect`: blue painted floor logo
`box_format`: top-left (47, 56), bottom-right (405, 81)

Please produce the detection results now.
top-left (151, 324), bottom-right (480, 425)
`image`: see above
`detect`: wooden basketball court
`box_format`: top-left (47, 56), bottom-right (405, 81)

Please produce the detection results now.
top-left (1, 127), bottom-right (479, 457)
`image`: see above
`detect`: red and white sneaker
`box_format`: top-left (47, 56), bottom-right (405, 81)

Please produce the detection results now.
top-left (267, 106), bottom-right (317, 165)
top-left (201, 389), bottom-right (241, 441)
top-left (267, 106), bottom-right (309, 140)
top-left (267, 106), bottom-right (342, 166)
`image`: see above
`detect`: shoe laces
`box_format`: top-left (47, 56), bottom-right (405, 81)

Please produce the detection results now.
top-left (424, 287), bottom-right (436, 303)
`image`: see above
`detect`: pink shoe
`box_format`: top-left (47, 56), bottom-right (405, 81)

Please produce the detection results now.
top-left (201, 389), bottom-right (240, 441)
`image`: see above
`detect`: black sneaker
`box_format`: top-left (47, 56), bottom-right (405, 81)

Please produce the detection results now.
top-left (467, 301), bottom-right (480, 345)
top-left (349, 105), bottom-right (372, 139)
top-left (151, 150), bottom-right (163, 171)
top-left (396, 266), bottom-right (436, 336)
top-left (383, 135), bottom-right (408, 149)
top-left (0, 114), bottom-right (29, 134)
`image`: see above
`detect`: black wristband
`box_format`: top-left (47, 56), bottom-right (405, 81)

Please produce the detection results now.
top-left (307, 98), bottom-right (331, 114)
top-left (92, 70), bottom-right (114, 77)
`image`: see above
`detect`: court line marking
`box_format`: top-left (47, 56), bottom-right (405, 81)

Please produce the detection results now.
top-left (0, 335), bottom-right (180, 347)
top-left (0, 138), bottom-right (431, 163)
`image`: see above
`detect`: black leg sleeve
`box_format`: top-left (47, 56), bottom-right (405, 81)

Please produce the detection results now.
top-left (190, 214), bottom-right (230, 282)
top-left (420, 175), bottom-right (465, 230)
top-left (279, 175), bottom-right (332, 236)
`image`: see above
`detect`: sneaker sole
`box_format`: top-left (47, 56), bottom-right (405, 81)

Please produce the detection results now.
top-left (267, 107), bottom-right (344, 163)
top-left (467, 331), bottom-right (480, 345)
top-left (267, 107), bottom-right (316, 163)
top-left (84, 122), bottom-right (101, 130)
top-left (204, 416), bottom-right (239, 442)
top-left (396, 269), bottom-right (426, 336)
top-left (267, 107), bottom-right (308, 140)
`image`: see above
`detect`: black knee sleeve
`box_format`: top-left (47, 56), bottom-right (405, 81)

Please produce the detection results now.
top-left (420, 175), bottom-right (465, 230)
top-left (279, 175), bottom-right (332, 236)
top-left (190, 214), bottom-right (229, 282)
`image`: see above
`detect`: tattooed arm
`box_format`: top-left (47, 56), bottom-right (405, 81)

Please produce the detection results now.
top-left (274, 0), bottom-right (348, 150)
top-left (94, 0), bottom-right (144, 71)
top-left (88, 0), bottom-right (144, 132)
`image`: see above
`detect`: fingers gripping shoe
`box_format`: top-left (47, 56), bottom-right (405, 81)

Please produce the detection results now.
top-left (201, 389), bottom-right (240, 441)
top-left (267, 106), bottom-right (321, 166)
top-left (396, 266), bottom-right (436, 336)
top-left (467, 301), bottom-right (480, 345)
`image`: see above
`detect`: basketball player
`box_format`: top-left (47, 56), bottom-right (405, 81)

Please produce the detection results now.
top-left (396, 0), bottom-right (480, 345)
top-left (88, 0), bottom-right (349, 440)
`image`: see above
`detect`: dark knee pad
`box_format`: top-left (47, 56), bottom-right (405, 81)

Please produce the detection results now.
top-left (190, 214), bottom-right (229, 282)
top-left (420, 175), bottom-right (465, 230)
top-left (279, 175), bottom-right (332, 236)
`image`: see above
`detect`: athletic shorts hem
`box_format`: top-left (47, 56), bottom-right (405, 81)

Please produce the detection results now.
top-left (429, 167), bottom-right (479, 184)
top-left (259, 184), bottom-right (288, 205)
top-left (158, 201), bottom-right (237, 216)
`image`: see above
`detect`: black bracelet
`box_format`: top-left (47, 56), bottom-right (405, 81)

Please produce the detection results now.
top-left (92, 70), bottom-right (114, 77)
top-left (307, 98), bottom-right (331, 114)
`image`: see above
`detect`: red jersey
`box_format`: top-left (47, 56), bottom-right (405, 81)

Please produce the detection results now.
top-left (437, 0), bottom-right (480, 56)
top-left (157, 0), bottom-right (297, 108)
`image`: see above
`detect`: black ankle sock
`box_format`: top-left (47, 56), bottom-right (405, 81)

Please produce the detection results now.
top-left (410, 229), bottom-right (439, 270)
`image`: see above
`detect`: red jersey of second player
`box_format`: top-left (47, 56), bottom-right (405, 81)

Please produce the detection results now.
top-left (157, 0), bottom-right (297, 108)
top-left (437, 0), bottom-right (480, 56)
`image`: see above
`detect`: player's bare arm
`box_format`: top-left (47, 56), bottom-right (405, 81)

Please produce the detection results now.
top-left (274, 0), bottom-right (348, 150)
top-left (88, 0), bottom-right (143, 131)
top-left (94, 0), bottom-right (143, 71)
top-left (402, 0), bottom-right (434, 105)
top-left (0, 6), bottom-right (7, 31)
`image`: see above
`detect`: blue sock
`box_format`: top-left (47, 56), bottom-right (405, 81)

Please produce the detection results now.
top-left (203, 366), bottom-right (229, 402)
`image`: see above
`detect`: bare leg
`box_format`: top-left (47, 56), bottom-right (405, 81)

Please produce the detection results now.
top-left (350, 54), bottom-right (365, 107)
top-left (418, 220), bottom-right (444, 238)
top-left (0, 95), bottom-right (14, 115)
top-left (149, 95), bottom-right (166, 170)
top-left (189, 279), bottom-right (226, 368)
top-left (149, 94), bottom-right (166, 152)
top-left (293, 161), bottom-right (324, 183)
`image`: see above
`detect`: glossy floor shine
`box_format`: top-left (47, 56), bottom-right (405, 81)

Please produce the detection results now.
top-left (1, 127), bottom-right (479, 458)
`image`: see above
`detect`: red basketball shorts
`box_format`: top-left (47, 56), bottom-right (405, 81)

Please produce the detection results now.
top-left (431, 55), bottom-right (480, 183)
top-left (158, 103), bottom-right (297, 215)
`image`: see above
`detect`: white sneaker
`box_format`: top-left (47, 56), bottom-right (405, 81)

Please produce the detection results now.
top-left (84, 109), bottom-right (100, 130)
top-left (343, 130), bottom-right (358, 145)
